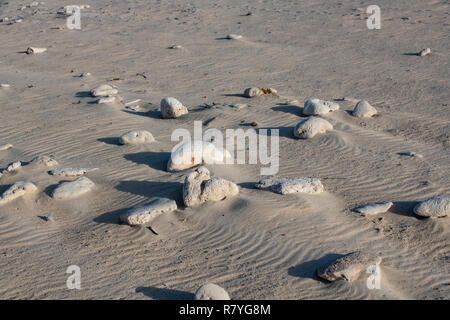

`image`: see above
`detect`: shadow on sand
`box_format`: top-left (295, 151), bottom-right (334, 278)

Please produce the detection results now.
top-left (124, 151), bottom-right (171, 172)
top-left (136, 286), bottom-right (194, 300)
top-left (288, 253), bottom-right (344, 282)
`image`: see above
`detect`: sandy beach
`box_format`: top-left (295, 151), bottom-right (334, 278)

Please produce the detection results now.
top-left (0, 0), bottom-right (449, 299)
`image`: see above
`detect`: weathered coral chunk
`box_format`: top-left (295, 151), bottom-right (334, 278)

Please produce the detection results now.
top-left (90, 84), bottom-right (118, 97)
top-left (293, 117), bottom-right (333, 139)
top-left (120, 198), bottom-right (177, 226)
top-left (354, 202), bottom-right (393, 216)
top-left (243, 87), bottom-right (277, 98)
top-left (160, 97), bottom-right (188, 118)
top-left (119, 130), bottom-right (154, 145)
top-left (194, 283), bottom-right (231, 300)
top-left (30, 155), bottom-right (59, 166)
top-left (303, 98), bottom-right (340, 116)
top-left (183, 166), bottom-right (238, 207)
top-left (414, 196), bottom-right (450, 218)
top-left (352, 100), bottom-right (377, 118)
top-left (317, 251), bottom-right (382, 282)
top-left (52, 177), bottom-right (95, 199)
top-left (255, 177), bottom-right (324, 195)
top-left (0, 181), bottom-right (38, 205)
top-left (49, 168), bottom-right (98, 178)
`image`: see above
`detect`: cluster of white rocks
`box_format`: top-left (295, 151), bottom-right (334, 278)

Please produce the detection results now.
top-left (0, 154), bottom-right (99, 205)
top-left (183, 166), bottom-right (239, 207)
top-left (90, 84), bottom-right (119, 104)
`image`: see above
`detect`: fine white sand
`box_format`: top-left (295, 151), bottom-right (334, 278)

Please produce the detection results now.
top-left (0, 0), bottom-right (448, 300)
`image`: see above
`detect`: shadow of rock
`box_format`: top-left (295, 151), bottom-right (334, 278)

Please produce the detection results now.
top-left (93, 206), bottom-right (129, 224)
top-left (124, 151), bottom-right (171, 172)
top-left (136, 286), bottom-right (194, 300)
top-left (255, 127), bottom-right (295, 139)
top-left (43, 181), bottom-right (71, 197)
top-left (97, 137), bottom-right (120, 145)
top-left (223, 93), bottom-right (247, 98)
top-left (390, 201), bottom-right (423, 218)
top-left (288, 253), bottom-right (344, 282)
top-left (75, 91), bottom-right (92, 98)
top-left (271, 104), bottom-right (303, 117)
top-left (122, 109), bottom-right (162, 119)
top-left (115, 180), bottom-right (182, 199)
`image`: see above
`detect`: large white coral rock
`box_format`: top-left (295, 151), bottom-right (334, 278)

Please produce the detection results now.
top-left (160, 97), bottom-right (188, 118)
top-left (119, 130), bottom-right (154, 145)
top-left (303, 98), bottom-right (339, 116)
top-left (52, 177), bottom-right (95, 199)
top-left (352, 100), bottom-right (377, 118)
top-left (194, 283), bottom-right (231, 300)
top-left (317, 251), bottom-right (382, 282)
top-left (183, 166), bottom-right (238, 207)
top-left (167, 141), bottom-right (232, 172)
top-left (293, 117), bottom-right (333, 139)
top-left (200, 178), bottom-right (239, 203)
top-left (255, 177), bottom-right (324, 195)
top-left (0, 181), bottom-right (38, 205)
top-left (413, 196), bottom-right (450, 218)
top-left (120, 198), bottom-right (177, 226)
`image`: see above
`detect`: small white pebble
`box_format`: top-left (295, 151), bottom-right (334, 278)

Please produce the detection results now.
top-left (226, 34), bottom-right (242, 40)
top-left (418, 48), bottom-right (431, 57)
top-left (121, 98), bottom-right (141, 106)
top-left (26, 47), bottom-right (47, 54)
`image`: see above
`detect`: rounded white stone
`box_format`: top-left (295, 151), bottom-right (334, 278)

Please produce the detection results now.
top-left (167, 141), bottom-right (231, 172)
top-left (303, 98), bottom-right (340, 116)
top-left (160, 97), bottom-right (188, 118)
top-left (52, 177), bottom-right (95, 199)
top-left (194, 283), bottom-right (231, 300)
top-left (119, 130), bottom-right (154, 145)
top-left (293, 117), bottom-right (333, 139)
top-left (413, 196), bottom-right (450, 218)
top-left (352, 100), bottom-right (377, 118)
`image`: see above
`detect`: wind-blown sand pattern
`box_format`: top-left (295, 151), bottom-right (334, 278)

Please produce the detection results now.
top-left (0, 0), bottom-right (448, 300)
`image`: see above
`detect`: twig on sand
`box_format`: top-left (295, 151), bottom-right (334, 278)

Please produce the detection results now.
top-left (148, 226), bottom-right (159, 235)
